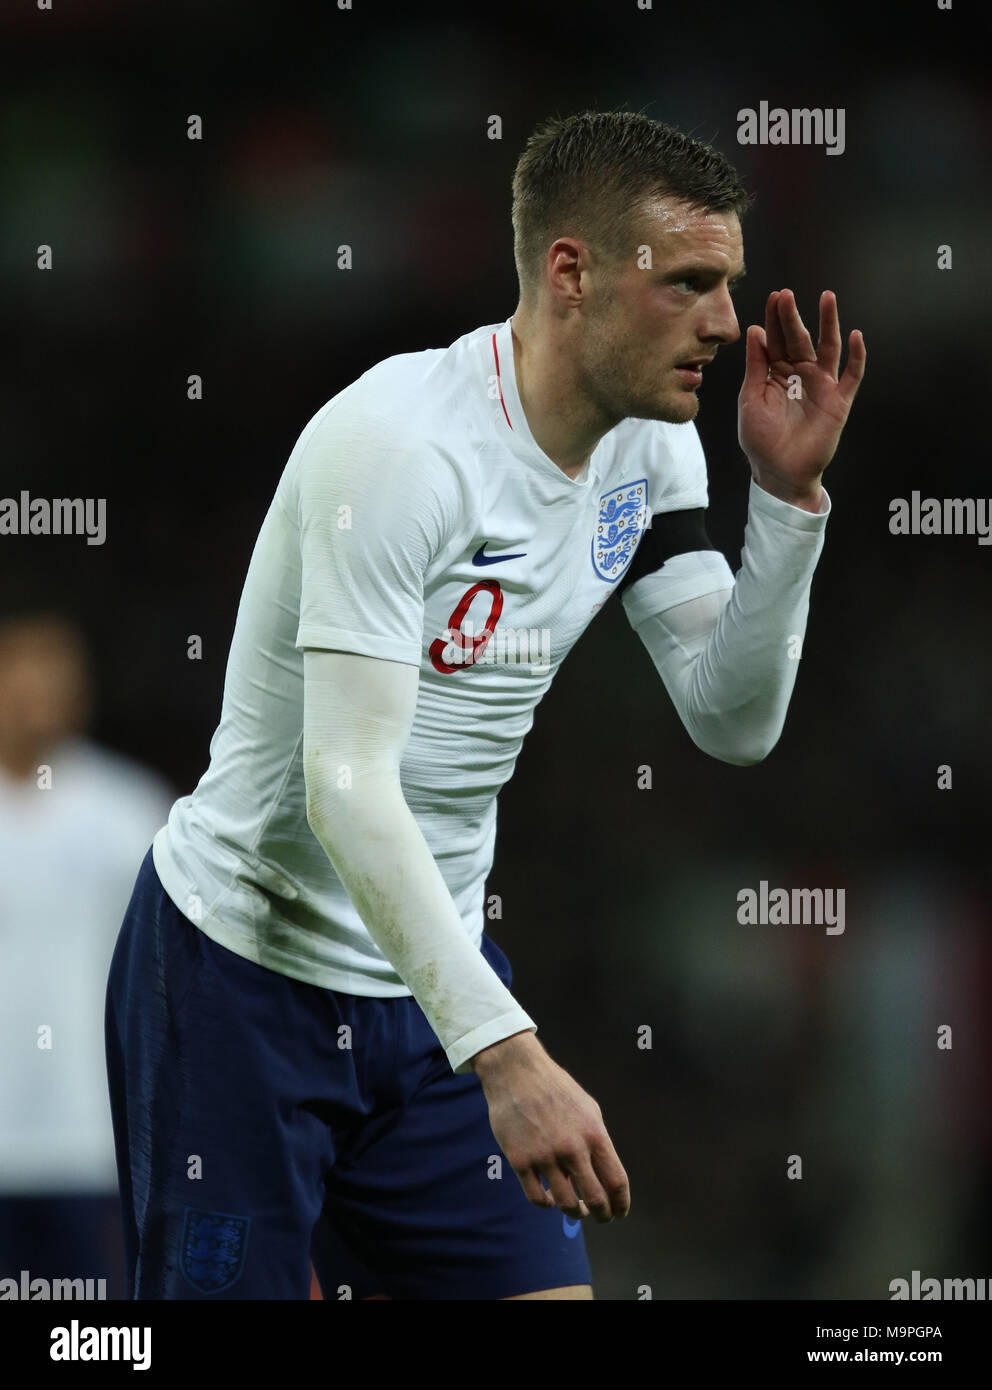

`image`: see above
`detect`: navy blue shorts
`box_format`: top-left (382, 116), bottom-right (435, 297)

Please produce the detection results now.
top-left (104, 847), bottom-right (591, 1300)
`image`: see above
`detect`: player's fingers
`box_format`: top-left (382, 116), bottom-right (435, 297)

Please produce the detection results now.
top-left (764, 290), bottom-right (787, 361)
top-left (743, 323), bottom-right (769, 393)
top-left (589, 1139), bottom-right (631, 1219)
top-left (552, 1166), bottom-right (590, 1219)
top-left (562, 1156), bottom-right (613, 1223)
top-left (540, 1163), bottom-right (588, 1218)
top-left (776, 289), bottom-right (817, 363)
top-left (816, 290), bottom-right (842, 377)
top-left (837, 329), bottom-right (867, 407)
top-left (517, 1166), bottom-right (556, 1210)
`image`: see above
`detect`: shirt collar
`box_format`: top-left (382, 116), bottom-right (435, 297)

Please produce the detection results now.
top-left (490, 317), bottom-right (601, 490)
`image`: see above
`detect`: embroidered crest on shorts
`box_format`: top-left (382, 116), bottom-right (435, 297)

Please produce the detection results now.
top-left (180, 1208), bottom-right (251, 1293)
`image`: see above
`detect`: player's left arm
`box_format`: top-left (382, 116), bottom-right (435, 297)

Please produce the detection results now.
top-left (620, 289), bottom-right (866, 766)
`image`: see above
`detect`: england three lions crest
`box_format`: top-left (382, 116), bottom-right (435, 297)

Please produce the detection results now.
top-left (180, 1208), bottom-right (251, 1294)
top-left (591, 479), bottom-right (648, 582)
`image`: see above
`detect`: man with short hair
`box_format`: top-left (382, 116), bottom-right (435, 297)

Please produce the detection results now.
top-left (106, 109), bottom-right (865, 1300)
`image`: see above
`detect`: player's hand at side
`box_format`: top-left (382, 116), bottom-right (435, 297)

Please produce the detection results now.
top-left (472, 1032), bottom-right (630, 1222)
top-left (738, 289), bottom-right (866, 506)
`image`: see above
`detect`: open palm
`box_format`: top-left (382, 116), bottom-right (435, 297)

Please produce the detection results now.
top-left (738, 289), bottom-right (866, 500)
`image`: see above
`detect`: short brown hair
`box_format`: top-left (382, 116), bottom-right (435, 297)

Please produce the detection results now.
top-left (511, 109), bottom-right (752, 295)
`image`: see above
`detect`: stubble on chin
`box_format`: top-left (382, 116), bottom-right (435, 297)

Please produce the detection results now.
top-left (622, 386), bottom-right (699, 426)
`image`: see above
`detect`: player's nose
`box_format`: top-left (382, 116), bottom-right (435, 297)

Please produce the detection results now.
top-left (700, 286), bottom-right (741, 345)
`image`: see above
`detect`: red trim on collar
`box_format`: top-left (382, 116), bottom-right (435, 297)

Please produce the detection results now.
top-left (492, 332), bottom-right (513, 431)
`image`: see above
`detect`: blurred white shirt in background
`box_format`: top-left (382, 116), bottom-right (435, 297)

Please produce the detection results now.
top-left (0, 737), bottom-right (172, 1193)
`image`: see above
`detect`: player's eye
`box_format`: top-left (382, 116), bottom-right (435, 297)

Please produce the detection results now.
top-left (672, 277), bottom-right (697, 293)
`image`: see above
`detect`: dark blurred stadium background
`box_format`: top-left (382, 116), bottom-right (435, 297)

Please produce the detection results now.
top-left (2, 0), bottom-right (990, 1299)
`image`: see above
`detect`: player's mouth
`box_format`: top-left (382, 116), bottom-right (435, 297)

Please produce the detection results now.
top-left (673, 356), bottom-right (714, 387)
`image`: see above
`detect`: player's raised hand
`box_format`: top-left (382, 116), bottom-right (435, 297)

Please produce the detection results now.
top-left (738, 289), bottom-right (866, 506)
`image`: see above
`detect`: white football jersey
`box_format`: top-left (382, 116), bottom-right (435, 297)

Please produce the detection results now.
top-left (153, 316), bottom-right (729, 996)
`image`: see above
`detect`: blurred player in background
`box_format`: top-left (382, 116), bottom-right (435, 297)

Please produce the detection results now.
top-left (0, 612), bottom-right (172, 1298)
top-left (106, 110), bottom-right (864, 1300)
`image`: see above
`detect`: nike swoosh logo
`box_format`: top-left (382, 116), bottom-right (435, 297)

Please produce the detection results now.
top-left (472, 543), bottom-right (527, 566)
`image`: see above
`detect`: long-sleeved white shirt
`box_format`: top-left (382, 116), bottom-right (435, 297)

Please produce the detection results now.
top-left (153, 315), bottom-right (829, 1074)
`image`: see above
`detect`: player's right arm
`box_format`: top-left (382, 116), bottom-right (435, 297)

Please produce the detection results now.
top-left (302, 647), bottom-right (629, 1223)
top-left (302, 646), bottom-right (535, 1077)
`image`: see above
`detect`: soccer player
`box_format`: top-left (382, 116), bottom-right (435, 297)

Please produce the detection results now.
top-left (105, 110), bottom-right (865, 1301)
